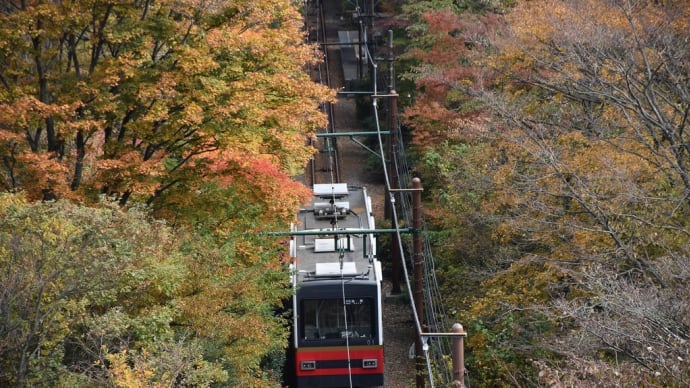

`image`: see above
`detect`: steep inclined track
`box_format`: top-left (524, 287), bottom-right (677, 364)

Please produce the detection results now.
top-left (305, 2), bottom-right (416, 387)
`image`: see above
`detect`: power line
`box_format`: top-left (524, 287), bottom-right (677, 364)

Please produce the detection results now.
top-left (307, 0), bottom-right (459, 384)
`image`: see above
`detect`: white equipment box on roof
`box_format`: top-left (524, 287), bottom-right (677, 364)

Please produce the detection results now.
top-left (313, 183), bottom-right (349, 197)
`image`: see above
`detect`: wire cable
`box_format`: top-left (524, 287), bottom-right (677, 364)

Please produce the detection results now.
top-left (370, 97), bottom-right (436, 388)
top-left (309, 0), bottom-right (457, 384)
top-left (339, 247), bottom-right (354, 388)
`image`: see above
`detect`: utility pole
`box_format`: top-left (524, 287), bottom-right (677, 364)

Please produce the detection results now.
top-left (418, 326), bottom-right (468, 388)
top-left (452, 323), bottom-right (467, 387)
top-left (357, 8), bottom-right (363, 80)
top-left (413, 177), bottom-right (425, 388)
top-left (387, 29), bottom-right (401, 294)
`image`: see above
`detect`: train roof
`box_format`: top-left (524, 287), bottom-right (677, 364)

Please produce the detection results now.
top-left (290, 183), bottom-right (380, 285)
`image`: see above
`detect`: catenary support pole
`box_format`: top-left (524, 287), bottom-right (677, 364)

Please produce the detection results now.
top-left (413, 177), bottom-right (425, 388)
top-left (387, 29), bottom-right (401, 294)
top-left (358, 15), bottom-right (363, 80)
top-left (452, 323), bottom-right (466, 387)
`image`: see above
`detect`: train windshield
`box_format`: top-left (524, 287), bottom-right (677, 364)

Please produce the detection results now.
top-left (300, 298), bottom-right (374, 341)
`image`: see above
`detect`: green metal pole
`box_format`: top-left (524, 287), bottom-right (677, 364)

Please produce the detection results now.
top-left (266, 227), bottom-right (413, 237)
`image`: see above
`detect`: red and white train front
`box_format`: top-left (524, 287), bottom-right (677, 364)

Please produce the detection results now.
top-left (290, 183), bottom-right (384, 387)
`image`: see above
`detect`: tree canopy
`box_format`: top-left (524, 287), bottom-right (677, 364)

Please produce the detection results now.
top-left (0, 0), bottom-right (329, 385)
top-left (398, 0), bottom-right (690, 385)
top-left (0, 0), bottom-right (330, 211)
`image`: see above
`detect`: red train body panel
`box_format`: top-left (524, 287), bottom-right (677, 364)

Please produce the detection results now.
top-left (295, 346), bottom-right (384, 385)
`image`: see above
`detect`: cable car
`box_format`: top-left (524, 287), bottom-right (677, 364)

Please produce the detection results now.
top-left (290, 183), bottom-right (384, 387)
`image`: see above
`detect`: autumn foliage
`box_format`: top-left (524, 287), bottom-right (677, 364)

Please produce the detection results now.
top-left (399, 0), bottom-right (690, 386)
top-left (0, 0), bottom-right (330, 208)
top-left (0, 0), bottom-right (330, 385)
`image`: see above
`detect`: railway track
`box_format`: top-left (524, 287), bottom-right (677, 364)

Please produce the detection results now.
top-left (305, 0), bottom-right (339, 186)
top-left (300, 1), bottom-right (417, 387)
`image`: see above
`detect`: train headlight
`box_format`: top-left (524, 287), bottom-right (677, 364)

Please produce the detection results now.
top-left (362, 359), bottom-right (378, 369)
top-left (300, 361), bottom-right (316, 370)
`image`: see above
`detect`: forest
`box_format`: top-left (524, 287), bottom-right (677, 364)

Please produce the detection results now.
top-left (1, 0), bottom-right (689, 386)
top-left (396, 0), bottom-right (690, 386)
top-left (0, 0), bottom-right (328, 385)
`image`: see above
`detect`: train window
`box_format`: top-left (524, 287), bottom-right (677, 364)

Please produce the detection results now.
top-left (300, 298), bottom-right (374, 341)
